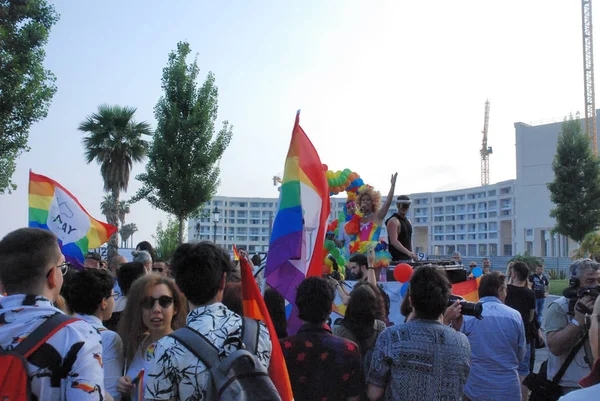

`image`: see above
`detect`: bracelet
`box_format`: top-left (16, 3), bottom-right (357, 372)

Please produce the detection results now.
top-left (367, 267), bottom-right (374, 270)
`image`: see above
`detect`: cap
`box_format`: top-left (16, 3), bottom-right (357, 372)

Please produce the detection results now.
top-left (85, 251), bottom-right (101, 262)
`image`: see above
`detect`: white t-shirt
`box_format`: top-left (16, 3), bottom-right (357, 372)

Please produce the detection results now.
top-left (558, 384), bottom-right (600, 400)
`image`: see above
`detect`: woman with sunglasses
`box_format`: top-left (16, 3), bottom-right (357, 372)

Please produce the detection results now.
top-left (117, 274), bottom-right (187, 401)
top-left (66, 268), bottom-right (123, 401)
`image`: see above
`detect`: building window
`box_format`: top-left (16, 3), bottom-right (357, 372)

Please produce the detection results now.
top-left (434, 235), bottom-right (444, 241)
top-left (250, 219), bottom-right (260, 225)
top-left (489, 211), bottom-right (497, 218)
top-left (500, 187), bottom-right (511, 194)
top-left (434, 216), bottom-right (444, 222)
top-left (489, 244), bottom-right (498, 256)
top-left (489, 232), bottom-right (498, 239)
top-left (237, 219), bottom-right (247, 225)
top-left (526, 229), bottom-right (533, 236)
top-left (434, 197), bottom-right (443, 203)
top-left (503, 244), bottom-right (512, 256)
top-left (446, 235), bottom-right (456, 241)
top-left (250, 202), bottom-right (260, 208)
top-left (488, 190), bottom-right (497, 197)
top-left (478, 244), bottom-right (487, 256)
top-left (468, 244), bottom-right (477, 256)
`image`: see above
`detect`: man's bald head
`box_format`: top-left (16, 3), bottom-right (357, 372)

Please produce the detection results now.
top-left (108, 254), bottom-right (128, 274)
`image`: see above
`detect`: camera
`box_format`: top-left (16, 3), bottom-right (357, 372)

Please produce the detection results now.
top-left (563, 285), bottom-right (600, 315)
top-left (447, 295), bottom-right (484, 320)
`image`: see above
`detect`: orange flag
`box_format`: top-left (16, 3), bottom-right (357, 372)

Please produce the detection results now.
top-left (239, 257), bottom-right (294, 401)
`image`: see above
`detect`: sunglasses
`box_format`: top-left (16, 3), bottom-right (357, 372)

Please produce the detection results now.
top-left (46, 261), bottom-right (71, 278)
top-left (140, 296), bottom-right (174, 310)
top-left (152, 267), bottom-right (164, 273)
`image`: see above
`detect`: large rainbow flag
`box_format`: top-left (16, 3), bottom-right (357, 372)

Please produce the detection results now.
top-left (240, 257), bottom-right (294, 401)
top-left (265, 111), bottom-right (330, 334)
top-left (452, 277), bottom-right (482, 302)
top-left (28, 171), bottom-right (117, 266)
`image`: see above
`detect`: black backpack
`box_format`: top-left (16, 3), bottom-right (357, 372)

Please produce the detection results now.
top-left (169, 317), bottom-right (281, 401)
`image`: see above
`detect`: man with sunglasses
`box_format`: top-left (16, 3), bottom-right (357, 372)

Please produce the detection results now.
top-left (559, 295), bottom-right (600, 399)
top-left (0, 228), bottom-right (106, 400)
top-left (385, 195), bottom-right (417, 262)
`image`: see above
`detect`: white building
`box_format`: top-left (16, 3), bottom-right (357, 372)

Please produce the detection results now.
top-left (189, 112), bottom-right (596, 258)
top-left (512, 114), bottom-right (598, 257)
top-left (188, 197), bottom-right (278, 253)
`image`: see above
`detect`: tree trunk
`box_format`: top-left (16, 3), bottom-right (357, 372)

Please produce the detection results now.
top-left (108, 188), bottom-right (120, 258)
top-left (178, 215), bottom-right (185, 244)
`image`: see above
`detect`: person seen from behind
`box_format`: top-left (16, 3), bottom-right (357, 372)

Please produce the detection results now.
top-left (67, 268), bottom-right (123, 400)
top-left (281, 276), bottom-right (363, 401)
top-left (367, 266), bottom-right (470, 401)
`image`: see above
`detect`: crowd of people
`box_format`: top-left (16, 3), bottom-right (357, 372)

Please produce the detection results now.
top-left (0, 227), bottom-right (599, 401)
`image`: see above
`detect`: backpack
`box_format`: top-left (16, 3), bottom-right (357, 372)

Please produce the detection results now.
top-left (0, 313), bottom-right (78, 401)
top-left (170, 317), bottom-right (282, 401)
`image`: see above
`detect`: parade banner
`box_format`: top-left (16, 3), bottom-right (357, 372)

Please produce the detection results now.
top-left (28, 171), bottom-right (117, 267)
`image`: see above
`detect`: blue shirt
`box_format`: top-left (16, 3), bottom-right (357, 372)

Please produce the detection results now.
top-left (461, 296), bottom-right (526, 401)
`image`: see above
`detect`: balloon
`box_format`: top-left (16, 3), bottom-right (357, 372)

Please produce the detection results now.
top-left (331, 248), bottom-right (341, 258)
top-left (336, 256), bottom-right (345, 267)
top-left (400, 281), bottom-right (409, 297)
top-left (393, 263), bottom-right (413, 283)
top-left (471, 267), bottom-right (483, 278)
top-left (322, 264), bottom-right (331, 275)
top-left (324, 240), bottom-right (335, 251)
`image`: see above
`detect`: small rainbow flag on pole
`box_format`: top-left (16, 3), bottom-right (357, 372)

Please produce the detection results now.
top-left (240, 257), bottom-right (294, 401)
top-left (28, 171), bottom-right (117, 267)
top-left (265, 111), bottom-right (330, 334)
top-left (233, 244), bottom-right (240, 261)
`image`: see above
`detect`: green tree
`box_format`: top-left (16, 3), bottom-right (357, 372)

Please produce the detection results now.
top-left (547, 115), bottom-right (600, 243)
top-left (153, 218), bottom-right (180, 261)
top-left (134, 42), bottom-right (233, 243)
top-left (573, 230), bottom-right (600, 261)
top-left (0, 0), bottom-right (59, 194)
top-left (80, 105), bottom-right (151, 257)
top-left (510, 253), bottom-right (544, 273)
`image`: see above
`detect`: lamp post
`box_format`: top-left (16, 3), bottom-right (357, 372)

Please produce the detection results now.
top-left (212, 206), bottom-right (220, 244)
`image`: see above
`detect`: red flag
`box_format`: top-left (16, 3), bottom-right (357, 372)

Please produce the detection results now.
top-left (240, 257), bottom-right (294, 401)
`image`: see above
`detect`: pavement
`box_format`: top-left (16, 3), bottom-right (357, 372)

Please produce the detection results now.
top-left (532, 295), bottom-right (559, 373)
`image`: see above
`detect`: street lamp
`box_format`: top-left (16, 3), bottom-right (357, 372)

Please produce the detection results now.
top-left (212, 206), bottom-right (220, 244)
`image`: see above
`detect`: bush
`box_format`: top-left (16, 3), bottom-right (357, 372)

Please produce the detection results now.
top-left (510, 253), bottom-right (544, 272)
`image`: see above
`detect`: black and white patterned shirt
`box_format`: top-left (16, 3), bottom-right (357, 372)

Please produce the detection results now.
top-left (144, 303), bottom-right (272, 400)
top-left (368, 319), bottom-right (471, 401)
top-left (0, 294), bottom-right (105, 401)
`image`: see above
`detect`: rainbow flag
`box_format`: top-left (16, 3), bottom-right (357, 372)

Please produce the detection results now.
top-left (452, 277), bottom-right (482, 302)
top-left (265, 111), bottom-right (330, 334)
top-left (28, 171), bottom-right (117, 267)
top-left (240, 257), bottom-right (294, 400)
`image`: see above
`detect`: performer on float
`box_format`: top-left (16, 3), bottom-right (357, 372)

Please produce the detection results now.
top-left (345, 173), bottom-right (397, 277)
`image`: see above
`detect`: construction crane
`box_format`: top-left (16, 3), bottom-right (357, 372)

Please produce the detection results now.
top-left (480, 100), bottom-right (493, 186)
top-left (582, 0), bottom-right (597, 155)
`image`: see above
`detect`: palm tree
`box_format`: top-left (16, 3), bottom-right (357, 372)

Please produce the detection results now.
top-left (118, 200), bottom-right (130, 226)
top-left (80, 104), bottom-right (151, 257)
top-left (120, 223), bottom-right (138, 248)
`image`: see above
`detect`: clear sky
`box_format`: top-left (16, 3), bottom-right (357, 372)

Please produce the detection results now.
top-left (0, 0), bottom-right (594, 245)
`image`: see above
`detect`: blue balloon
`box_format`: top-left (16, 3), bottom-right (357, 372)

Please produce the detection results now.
top-left (472, 267), bottom-right (483, 278)
top-left (400, 281), bottom-right (409, 297)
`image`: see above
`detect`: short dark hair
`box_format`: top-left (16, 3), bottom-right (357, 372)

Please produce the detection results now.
top-left (296, 276), bottom-right (334, 324)
top-left (251, 254), bottom-right (262, 267)
top-left (66, 268), bottom-right (113, 315)
top-left (117, 262), bottom-right (146, 296)
top-left (409, 266), bottom-right (451, 319)
top-left (135, 241), bottom-right (156, 262)
top-left (349, 254), bottom-right (368, 268)
top-left (512, 261), bottom-right (529, 282)
top-left (85, 251), bottom-right (101, 262)
top-left (0, 228), bottom-right (60, 294)
top-left (478, 271), bottom-right (506, 298)
top-left (171, 242), bottom-right (232, 306)
top-left (345, 283), bottom-right (378, 341)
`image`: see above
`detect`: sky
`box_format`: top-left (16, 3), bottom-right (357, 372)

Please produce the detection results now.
top-left (0, 0), bottom-right (594, 245)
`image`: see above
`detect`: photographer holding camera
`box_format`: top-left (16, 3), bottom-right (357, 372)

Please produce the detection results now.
top-left (544, 258), bottom-right (600, 395)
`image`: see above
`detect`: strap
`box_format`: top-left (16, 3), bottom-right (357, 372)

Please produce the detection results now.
top-left (242, 317), bottom-right (259, 354)
top-left (13, 313), bottom-right (79, 358)
top-left (169, 327), bottom-right (221, 368)
top-left (552, 332), bottom-right (588, 385)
